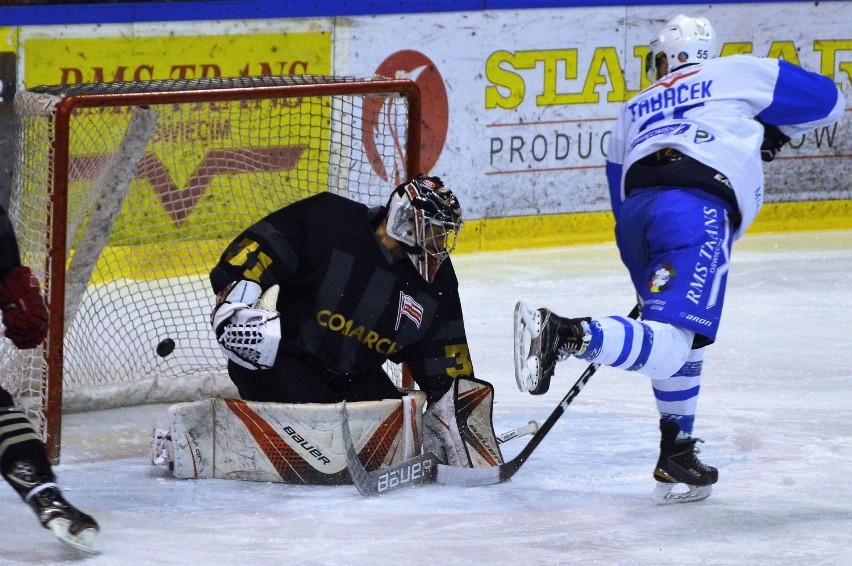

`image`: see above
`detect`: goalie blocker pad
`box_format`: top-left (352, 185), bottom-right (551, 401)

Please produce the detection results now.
top-left (423, 376), bottom-right (504, 468)
top-left (167, 391), bottom-right (426, 484)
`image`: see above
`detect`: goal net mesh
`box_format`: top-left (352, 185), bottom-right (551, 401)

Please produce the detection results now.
top-left (1, 75), bottom-right (419, 457)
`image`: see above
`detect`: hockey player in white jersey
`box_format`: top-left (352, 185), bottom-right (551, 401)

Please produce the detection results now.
top-left (514, 15), bottom-right (844, 504)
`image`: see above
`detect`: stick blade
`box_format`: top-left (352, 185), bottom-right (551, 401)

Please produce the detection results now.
top-left (435, 463), bottom-right (502, 486)
top-left (341, 402), bottom-right (439, 496)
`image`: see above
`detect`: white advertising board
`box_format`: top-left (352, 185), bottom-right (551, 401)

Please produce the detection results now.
top-left (8, 2), bottom-right (850, 222)
top-left (335, 3), bottom-right (851, 220)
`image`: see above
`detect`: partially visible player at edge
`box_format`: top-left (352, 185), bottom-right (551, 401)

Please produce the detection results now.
top-left (0, 205), bottom-right (100, 553)
top-left (514, 15), bottom-right (845, 503)
top-left (209, 175), bottom-right (503, 469)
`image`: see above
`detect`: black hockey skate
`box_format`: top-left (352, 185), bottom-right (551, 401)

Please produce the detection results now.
top-left (6, 462), bottom-right (100, 554)
top-left (653, 419), bottom-right (718, 505)
top-left (513, 301), bottom-right (589, 395)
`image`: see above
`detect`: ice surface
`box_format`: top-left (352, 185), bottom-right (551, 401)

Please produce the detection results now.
top-left (1, 230), bottom-right (850, 565)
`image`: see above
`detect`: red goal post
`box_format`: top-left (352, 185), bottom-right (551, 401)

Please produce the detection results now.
top-left (3, 75), bottom-right (421, 462)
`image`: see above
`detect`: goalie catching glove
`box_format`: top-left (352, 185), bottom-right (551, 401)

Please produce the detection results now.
top-left (211, 280), bottom-right (281, 370)
top-left (423, 376), bottom-right (504, 468)
top-left (0, 266), bottom-right (49, 349)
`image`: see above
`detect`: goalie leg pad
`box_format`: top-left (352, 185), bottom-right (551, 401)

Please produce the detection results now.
top-left (164, 391), bottom-right (426, 484)
top-left (423, 376), bottom-right (504, 468)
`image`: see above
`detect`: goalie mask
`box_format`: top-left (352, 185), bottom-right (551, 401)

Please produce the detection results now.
top-left (645, 14), bottom-right (717, 82)
top-left (385, 175), bottom-right (463, 283)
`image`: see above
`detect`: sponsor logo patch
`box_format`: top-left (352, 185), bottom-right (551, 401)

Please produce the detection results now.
top-left (395, 291), bottom-right (424, 329)
top-left (695, 129), bottom-right (715, 143)
top-left (649, 263), bottom-right (676, 293)
top-left (629, 123), bottom-right (690, 151)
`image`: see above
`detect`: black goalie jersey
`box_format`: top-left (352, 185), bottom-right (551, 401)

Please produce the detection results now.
top-left (210, 192), bottom-right (472, 402)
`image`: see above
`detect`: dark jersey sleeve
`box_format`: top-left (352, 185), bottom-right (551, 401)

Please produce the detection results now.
top-left (209, 196), bottom-right (317, 295)
top-left (0, 206), bottom-right (23, 280)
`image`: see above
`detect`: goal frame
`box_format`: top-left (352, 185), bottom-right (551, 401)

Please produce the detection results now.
top-left (24, 76), bottom-right (421, 461)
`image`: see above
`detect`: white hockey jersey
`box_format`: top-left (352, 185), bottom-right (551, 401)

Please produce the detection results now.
top-left (606, 55), bottom-right (845, 239)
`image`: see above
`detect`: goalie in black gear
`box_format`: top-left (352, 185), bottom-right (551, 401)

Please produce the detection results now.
top-left (209, 175), bottom-right (503, 469)
top-left (0, 205), bottom-right (99, 554)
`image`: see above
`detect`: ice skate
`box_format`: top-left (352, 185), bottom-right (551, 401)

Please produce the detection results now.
top-left (652, 419), bottom-right (718, 505)
top-left (5, 461), bottom-right (100, 554)
top-left (513, 301), bottom-right (589, 395)
top-left (31, 485), bottom-right (101, 554)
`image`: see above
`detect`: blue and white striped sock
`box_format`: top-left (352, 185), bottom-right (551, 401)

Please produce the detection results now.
top-left (653, 348), bottom-right (705, 436)
top-left (577, 317), bottom-right (693, 380)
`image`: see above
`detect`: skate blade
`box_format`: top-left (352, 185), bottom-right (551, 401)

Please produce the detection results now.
top-left (514, 301), bottom-right (542, 392)
top-left (653, 481), bottom-right (713, 505)
top-left (48, 518), bottom-right (101, 555)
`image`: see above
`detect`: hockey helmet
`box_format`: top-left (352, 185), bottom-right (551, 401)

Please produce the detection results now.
top-left (385, 175), bottom-right (463, 283)
top-left (645, 15), bottom-right (718, 82)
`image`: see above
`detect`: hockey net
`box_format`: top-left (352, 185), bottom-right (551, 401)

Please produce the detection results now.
top-left (2, 75), bottom-right (421, 461)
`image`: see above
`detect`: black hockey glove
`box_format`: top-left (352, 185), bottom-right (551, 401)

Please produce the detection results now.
top-left (757, 118), bottom-right (791, 162)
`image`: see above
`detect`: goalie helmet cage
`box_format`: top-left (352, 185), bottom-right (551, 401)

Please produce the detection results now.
top-left (4, 75), bottom-right (421, 462)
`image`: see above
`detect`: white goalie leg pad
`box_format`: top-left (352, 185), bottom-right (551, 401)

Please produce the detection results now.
top-left (166, 391), bottom-right (427, 483)
top-left (423, 376), bottom-right (504, 468)
top-left (169, 399), bottom-right (216, 479)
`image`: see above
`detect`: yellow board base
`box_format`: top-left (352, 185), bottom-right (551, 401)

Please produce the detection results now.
top-left (456, 199), bottom-right (852, 254)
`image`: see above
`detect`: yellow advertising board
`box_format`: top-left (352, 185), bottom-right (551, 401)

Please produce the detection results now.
top-left (23, 32), bottom-right (331, 87)
top-left (19, 32), bottom-right (334, 281)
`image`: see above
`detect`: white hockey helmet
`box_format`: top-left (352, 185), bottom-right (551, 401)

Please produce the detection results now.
top-left (645, 15), bottom-right (718, 81)
top-left (385, 175), bottom-right (463, 283)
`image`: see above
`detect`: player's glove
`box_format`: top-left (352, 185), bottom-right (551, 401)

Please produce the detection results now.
top-left (211, 280), bottom-right (281, 370)
top-left (0, 266), bottom-right (49, 349)
top-left (757, 118), bottom-right (791, 162)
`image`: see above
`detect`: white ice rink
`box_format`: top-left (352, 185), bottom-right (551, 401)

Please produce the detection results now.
top-left (1, 230), bottom-right (850, 565)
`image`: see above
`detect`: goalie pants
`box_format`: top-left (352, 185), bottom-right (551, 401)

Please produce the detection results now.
top-left (228, 342), bottom-right (402, 404)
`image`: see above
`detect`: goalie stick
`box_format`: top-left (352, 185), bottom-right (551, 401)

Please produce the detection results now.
top-left (496, 420), bottom-right (540, 444)
top-left (341, 403), bottom-right (440, 497)
top-left (341, 409), bottom-right (540, 497)
top-left (343, 359), bottom-right (599, 495)
top-left (344, 304), bottom-right (641, 495)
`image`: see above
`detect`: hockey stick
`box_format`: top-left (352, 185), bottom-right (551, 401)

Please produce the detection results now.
top-left (437, 303), bottom-right (641, 486)
top-left (341, 403), bottom-right (440, 497)
top-left (436, 362), bottom-right (602, 485)
top-left (341, 407), bottom-right (539, 496)
top-left (343, 356), bottom-right (605, 495)
top-left (497, 420), bottom-right (540, 444)
top-left (345, 304), bottom-right (641, 494)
